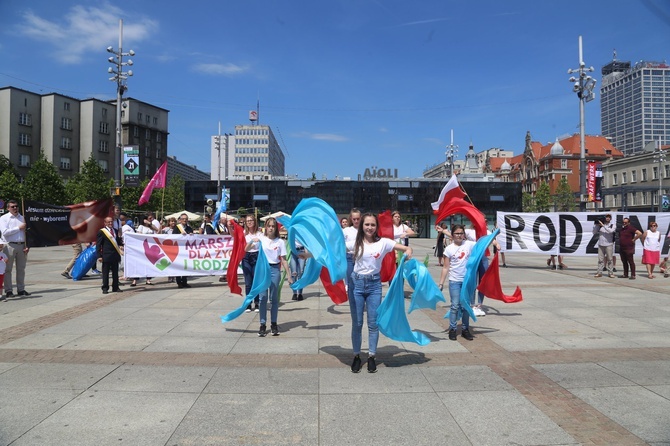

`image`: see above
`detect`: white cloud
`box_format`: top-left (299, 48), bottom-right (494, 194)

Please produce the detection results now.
top-left (292, 131), bottom-right (348, 142)
top-left (18, 4), bottom-right (158, 64)
top-left (192, 63), bottom-right (248, 76)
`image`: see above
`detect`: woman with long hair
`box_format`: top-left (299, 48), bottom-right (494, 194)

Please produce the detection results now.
top-left (243, 214), bottom-right (263, 312)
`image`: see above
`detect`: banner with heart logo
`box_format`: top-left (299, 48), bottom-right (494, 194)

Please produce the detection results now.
top-left (123, 233), bottom-right (236, 277)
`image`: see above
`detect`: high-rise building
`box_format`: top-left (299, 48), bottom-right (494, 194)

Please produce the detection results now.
top-left (0, 86), bottom-right (168, 181)
top-left (210, 123), bottom-right (285, 180)
top-left (600, 59), bottom-right (670, 156)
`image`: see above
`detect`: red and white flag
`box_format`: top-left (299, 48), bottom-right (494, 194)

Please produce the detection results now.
top-left (138, 161), bottom-right (167, 206)
top-left (432, 174), bottom-right (487, 239)
top-left (431, 174), bottom-right (465, 211)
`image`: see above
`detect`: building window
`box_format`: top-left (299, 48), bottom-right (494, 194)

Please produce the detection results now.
top-left (145, 146), bottom-right (150, 157)
top-left (665, 165), bottom-right (670, 179)
top-left (156, 133), bottom-right (162, 142)
top-left (155, 148), bottom-right (160, 159)
top-left (99, 140), bottom-right (109, 152)
top-left (61, 117), bottom-right (72, 130)
top-left (102, 108), bottom-right (107, 117)
top-left (561, 159), bottom-right (567, 169)
top-left (153, 117), bottom-right (158, 125)
top-left (19, 154), bottom-right (30, 167)
top-left (19, 112), bottom-right (32, 126)
top-left (133, 127), bottom-right (139, 137)
top-left (642, 192), bottom-right (648, 205)
top-left (653, 166), bottom-right (659, 180)
top-left (642, 168), bottom-right (648, 181)
top-left (61, 137), bottom-right (71, 149)
top-left (137, 112), bottom-right (142, 121)
top-left (612, 173), bottom-right (618, 185)
top-left (98, 159), bottom-right (109, 172)
top-left (622, 172), bottom-right (628, 184)
top-left (631, 170), bottom-right (637, 183)
top-left (60, 156), bottom-right (71, 170)
top-left (99, 122), bottom-right (109, 134)
top-left (146, 115), bottom-right (150, 123)
top-left (18, 133), bottom-right (31, 146)
top-left (145, 165), bottom-right (150, 176)
top-left (145, 129), bottom-right (151, 140)
top-left (64, 102), bottom-right (70, 111)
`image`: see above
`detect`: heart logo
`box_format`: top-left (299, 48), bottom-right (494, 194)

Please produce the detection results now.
top-left (155, 237), bottom-right (179, 262)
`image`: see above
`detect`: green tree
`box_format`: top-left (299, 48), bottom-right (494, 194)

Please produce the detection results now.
top-left (554, 177), bottom-right (575, 212)
top-left (522, 192), bottom-right (536, 212)
top-left (162, 174), bottom-right (184, 214)
top-left (0, 170), bottom-right (22, 203)
top-left (119, 174), bottom-right (184, 218)
top-left (535, 181), bottom-right (551, 212)
top-left (22, 151), bottom-right (67, 204)
top-left (65, 155), bottom-right (114, 203)
top-left (0, 155), bottom-right (16, 178)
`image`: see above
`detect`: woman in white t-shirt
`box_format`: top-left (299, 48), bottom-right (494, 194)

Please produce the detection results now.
top-left (438, 224), bottom-right (476, 342)
top-left (247, 217), bottom-right (292, 337)
top-left (345, 213), bottom-right (412, 374)
top-left (391, 211), bottom-right (416, 246)
top-left (243, 214), bottom-right (263, 312)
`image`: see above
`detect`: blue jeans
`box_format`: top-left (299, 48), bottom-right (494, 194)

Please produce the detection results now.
top-left (448, 280), bottom-right (470, 331)
top-left (259, 265), bottom-right (280, 324)
top-left (346, 253), bottom-right (355, 302)
top-left (475, 256), bottom-right (489, 305)
top-left (242, 251), bottom-right (259, 304)
top-left (350, 272), bottom-right (382, 356)
top-left (289, 252), bottom-right (305, 294)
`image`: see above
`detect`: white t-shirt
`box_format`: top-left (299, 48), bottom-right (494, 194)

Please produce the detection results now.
top-left (0, 251), bottom-right (8, 274)
top-left (393, 224), bottom-right (410, 243)
top-left (346, 237), bottom-right (396, 275)
top-left (343, 226), bottom-right (358, 253)
top-left (245, 231), bottom-right (263, 253)
top-left (444, 240), bottom-right (476, 282)
top-left (136, 224), bottom-right (155, 234)
top-left (260, 236), bottom-right (287, 264)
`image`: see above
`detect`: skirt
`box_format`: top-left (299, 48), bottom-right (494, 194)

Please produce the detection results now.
top-left (642, 249), bottom-right (660, 265)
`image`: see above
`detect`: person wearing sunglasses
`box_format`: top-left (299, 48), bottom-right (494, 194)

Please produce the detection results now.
top-left (437, 224), bottom-right (476, 342)
top-left (641, 222), bottom-right (663, 279)
top-left (0, 200), bottom-right (30, 298)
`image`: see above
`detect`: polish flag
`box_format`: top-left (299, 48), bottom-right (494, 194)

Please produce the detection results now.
top-left (377, 210), bottom-right (396, 282)
top-left (138, 161), bottom-right (168, 206)
top-left (431, 174), bottom-right (487, 239)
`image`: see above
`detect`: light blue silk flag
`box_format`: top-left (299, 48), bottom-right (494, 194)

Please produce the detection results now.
top-left (221, 247), bottom-right (271, 323)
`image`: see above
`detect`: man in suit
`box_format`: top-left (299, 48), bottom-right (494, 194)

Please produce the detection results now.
top-left (176, 213), bottom-right (193, 288)
top-left (97, 217), bottom-right (123, 294)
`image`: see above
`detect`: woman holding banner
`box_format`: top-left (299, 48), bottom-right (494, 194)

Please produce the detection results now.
top-left (641, 222), bottom-right (663, 279)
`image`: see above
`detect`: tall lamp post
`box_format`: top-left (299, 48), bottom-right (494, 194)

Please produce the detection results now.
top-left (567, 36), bottom-right (596, 211)
top-left (107, 19), bottom-right (135, 194)
top-left (654, 140), bottom-right (666, 212)
top-left (444, 129), bottom-right (458, 177)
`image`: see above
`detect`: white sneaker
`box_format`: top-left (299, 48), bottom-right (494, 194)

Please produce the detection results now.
top-left (473, 307), bottom-right (486, 316)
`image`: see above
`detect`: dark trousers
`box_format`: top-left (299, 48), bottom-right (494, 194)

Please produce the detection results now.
top-left (102, 261), bottom-right (119, 291)
top-left (620, 250), bottom-right (636, 277)
top-left (242, 251), bottom-right (259, 304)
top-left (176, 276), bottom-right (188, 287)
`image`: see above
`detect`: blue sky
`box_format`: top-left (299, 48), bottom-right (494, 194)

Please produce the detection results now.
top-left (1, 0), bottom-right (669, 179)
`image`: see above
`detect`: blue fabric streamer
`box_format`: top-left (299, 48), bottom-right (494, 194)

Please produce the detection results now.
top-left (221, 247), bottom-right (271, 323)
top-left (71, 244), bottom-right (97, 281)
top-left (212, 190), bottom-right (226, 228)
top-left (377, 255), bottom-right (431, 346)
top-left (444, 229), bottom-right (499, 322)
top-left (404, 259), bottom-right (446, 313)
top-left (277, 198), bottom-right (346, 290)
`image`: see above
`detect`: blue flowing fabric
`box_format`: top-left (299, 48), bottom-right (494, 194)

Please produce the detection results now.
top-left (221, 247), bottom-right (271, 323)
top-left (277, 198), bottom-right (346, 290)
top-left (404, 259), bottom-right (446, 313)
top-left (71, 244), bottom-right (97, 281)
top-left (378, 255), bottom-right (432, 346)
top-left (444, 229), bottom-right (499, 322)
top-left (212, 195), bottom-right (226, 228)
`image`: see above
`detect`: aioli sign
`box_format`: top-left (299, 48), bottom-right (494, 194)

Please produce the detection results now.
top-left (124, 233), bottom-right (234, 277)
top-left (496, 212), bottom-right (670, 256)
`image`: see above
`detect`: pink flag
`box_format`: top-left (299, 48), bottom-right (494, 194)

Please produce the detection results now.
top-left (138, 161), bottom-right (167, 206)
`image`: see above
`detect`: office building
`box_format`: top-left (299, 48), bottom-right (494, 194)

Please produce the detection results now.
top-left (601, 59), bottom-right (670, 156)
top-left (166, 155), bottom-right (210, 182)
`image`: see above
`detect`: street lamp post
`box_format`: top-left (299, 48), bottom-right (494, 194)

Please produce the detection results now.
top-left (654, 140), bottom-right (666, 212)
top-left (107, 19), bottom-right (135, 193)
top-left (567, 36), bottom-right (596, 212)
top-left (444, 129), bottom-right (458, 177)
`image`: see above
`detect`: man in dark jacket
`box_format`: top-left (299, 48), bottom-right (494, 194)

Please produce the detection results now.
top-left (97, 217), bottom-right (123, 294)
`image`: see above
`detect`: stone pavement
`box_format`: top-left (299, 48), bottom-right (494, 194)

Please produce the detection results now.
top-left (0, 240), bottom-right (669, 445)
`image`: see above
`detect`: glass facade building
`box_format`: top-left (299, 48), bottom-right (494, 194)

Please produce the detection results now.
top-left (600, 60), bottom-right (670, 156)
top-left (185, 179), bottom-right (522, 238)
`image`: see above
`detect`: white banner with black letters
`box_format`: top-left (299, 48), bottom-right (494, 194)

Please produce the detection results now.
top-left (496, 212), bottom-right (670, 256)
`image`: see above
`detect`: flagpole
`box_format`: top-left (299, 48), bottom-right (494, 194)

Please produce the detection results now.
top-left (161, 184), bottom-right (165, 221)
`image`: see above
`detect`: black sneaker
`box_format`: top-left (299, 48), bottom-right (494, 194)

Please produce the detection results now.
top-left (297, 294), bottom-right (304, 301)
top-left (448, 329), bottom-right (457, 341)
top-left (612, 268), bottom-right (617, 272)
top-left (367, 356), bottom-right (377, 373)
top-left (61, 272), bottom-right (72, 279)
top-left (258, 324), bottom-right (267, 337)
top-left (351, 355), bottom-right (362, 373)
top-left (271, 323), bottom-right (279, 336)
top-left (18, 290), bottom-right (31, 296)
top-left (292, 293), bottom-right (298, 301)
top-left (5, 291), bottom-right (14, 298)
top-left (461, 329), bottom-right (474, 341)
